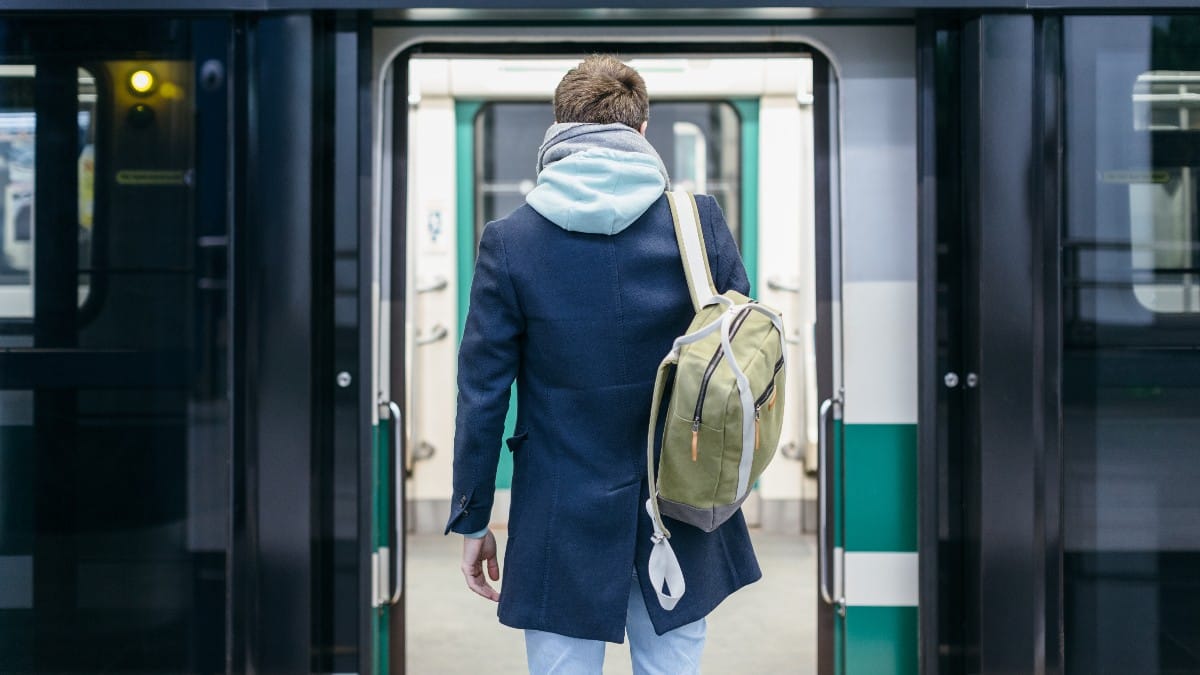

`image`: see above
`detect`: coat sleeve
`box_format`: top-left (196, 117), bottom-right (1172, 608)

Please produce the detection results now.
top-left (698, 194), bottom-right (751, 296)
top-left (444, 222), bottom-right (523, 535)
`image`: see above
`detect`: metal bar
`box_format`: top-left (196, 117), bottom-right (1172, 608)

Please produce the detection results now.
top-left (766, 276), bottom-right (803, 293)
top-left (416, 275), bottom-right (448, 294)
top-left (817, 395), bottom-right (844, 616)
top-left (387, 400), bottom-right (404, 605)
top-left (415, 324), bottom-right (449, 346)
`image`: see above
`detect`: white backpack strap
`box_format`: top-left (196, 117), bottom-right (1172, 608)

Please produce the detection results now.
top-left (645, 498), bottom-right (686, 611)
top-left (718, 303), bottom-right (787, 500)
top-left (644, 355), bottom-right (685, 610)
top-left (666, 190), bottom-right (719, 311)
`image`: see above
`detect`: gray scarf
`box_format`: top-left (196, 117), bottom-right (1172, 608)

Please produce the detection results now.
top-left (535, 122), bottom-right (671, 189)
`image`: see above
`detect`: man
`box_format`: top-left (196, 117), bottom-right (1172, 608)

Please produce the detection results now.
top-left (445, 54), bottom-right (761, 674)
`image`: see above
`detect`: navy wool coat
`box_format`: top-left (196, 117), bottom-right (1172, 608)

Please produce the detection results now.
top-left (445, 193), bottom-right (761, 642)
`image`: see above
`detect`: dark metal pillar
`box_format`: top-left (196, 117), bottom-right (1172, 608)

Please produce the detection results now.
top-left (241, 13), bottom-right (316, 674)
top-left (961, 15), bottom-right (1047, 675)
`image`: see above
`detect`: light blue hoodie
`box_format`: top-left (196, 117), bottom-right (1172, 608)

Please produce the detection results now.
top-left (526, 123), bottom-right (669, 236)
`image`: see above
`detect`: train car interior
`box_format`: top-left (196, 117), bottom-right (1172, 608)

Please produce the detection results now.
top-left (398, 55), bottom-right (818, 673)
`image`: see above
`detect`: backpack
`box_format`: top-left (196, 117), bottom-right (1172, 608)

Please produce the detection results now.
top-left (644, 190), bottom-right (787, 610)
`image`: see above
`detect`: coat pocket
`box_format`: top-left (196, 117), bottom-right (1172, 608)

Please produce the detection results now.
top-left (505, 429), bottom-right (529, 453)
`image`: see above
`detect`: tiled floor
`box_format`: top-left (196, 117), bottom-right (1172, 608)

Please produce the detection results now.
top-left (405, 530), bottom-right (817, 674)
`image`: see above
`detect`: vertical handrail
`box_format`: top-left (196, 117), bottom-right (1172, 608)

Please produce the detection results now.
top-left (818, 394), bottom-right (846, 616)
top-left (386, 400), bottom-right (404, 605)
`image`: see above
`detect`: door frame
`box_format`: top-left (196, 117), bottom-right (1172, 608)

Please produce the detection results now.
top-left (370, 25), bottom-right (891, 674)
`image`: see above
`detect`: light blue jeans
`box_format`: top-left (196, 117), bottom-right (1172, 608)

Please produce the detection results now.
top-left (524, 576), bottom-right (706, 675)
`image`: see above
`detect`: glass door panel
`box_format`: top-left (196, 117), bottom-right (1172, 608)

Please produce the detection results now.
top-left (1064, 16), bottom-right (1200, 675)
top-left (0, 19), bottom-right (229, 673)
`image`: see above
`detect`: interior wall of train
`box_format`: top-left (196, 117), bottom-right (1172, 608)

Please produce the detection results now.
top-left (400, 55), bottom-right (820, 535)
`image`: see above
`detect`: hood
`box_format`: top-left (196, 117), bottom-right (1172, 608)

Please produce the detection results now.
top-left (526, 147), bottom-right (667, 236)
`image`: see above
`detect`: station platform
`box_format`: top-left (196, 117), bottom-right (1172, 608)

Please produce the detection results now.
top-left (406, 530), bottom-right (816, 673)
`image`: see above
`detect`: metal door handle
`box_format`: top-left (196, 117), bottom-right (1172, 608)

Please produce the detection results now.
top-left (767, 276), bottom-right (804, 294)
top-left (416, 275), bottom-right (448, 294)
top-left (416, 324), bottom-right (448, 346)
top-left (818, 395), bottom-right (846, 616)
top-left (387, 400), bottom-right (404, 605)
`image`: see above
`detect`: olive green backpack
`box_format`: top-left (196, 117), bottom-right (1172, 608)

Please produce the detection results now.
top-left (645, 190), bottom-right (787, 611)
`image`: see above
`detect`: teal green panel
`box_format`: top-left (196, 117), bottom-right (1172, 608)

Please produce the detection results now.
top-left (455, 99), bottom-right (515, 491)
top-left (844, 606), bottom-right (918, 675)
top-left (454, 99), bottom-right (484, 341)
top-left (494, 387), bottom-right (516, 489)
top-left (376, 607), bottom-right (389, 675)
top-left (844, 424), bottom-right (917, 552)
top-left (731, 98), bottom-right (759, 297)
top-left (373, 422), bottom-right (387, 548)
top-left (371, 422), bottom-right (388, 673)
top-left (834, 418), bottom-right (844, 548)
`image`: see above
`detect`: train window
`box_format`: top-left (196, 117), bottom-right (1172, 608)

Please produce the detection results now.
top-left (1064, 16), bottom-right (1200, 675)
top-left (1127, 71), bottom-right (1200, 313)
top-left (0, 22), bottom-right (231, 670)
top-left (0, 66), bottom-right (96, 319)
top-left (475, 100), bottom-right (742, 245)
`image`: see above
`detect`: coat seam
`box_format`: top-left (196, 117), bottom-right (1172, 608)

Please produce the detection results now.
top-left (609, 239), bottom-right (630, 383)
top-left (538, 460), bottom-right (560, 625)
top-left (493, 221), bottom-right (526, 320)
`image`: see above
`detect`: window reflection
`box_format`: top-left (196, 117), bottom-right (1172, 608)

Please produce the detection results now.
top-left (0, 29), bottom-right (229, 672)
top-left (0, 66), bottom-right (96, 318)
top-left (1065, 16), bottom-right (1200, 675)
top-left (1128, 72), bottom-right (1200, 313)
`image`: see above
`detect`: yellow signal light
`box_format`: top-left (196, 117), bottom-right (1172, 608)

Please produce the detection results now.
top-left (129, 70), bottom-right (155, 95)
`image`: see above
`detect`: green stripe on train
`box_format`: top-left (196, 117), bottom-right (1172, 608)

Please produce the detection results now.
top-left (372, 422), bottom-right (389, 674)
top-left (730, 98), bottom-right (759, 297)
top-left (845, 606), bottom-right (918, 675)
top-left (456, 99), bottom-right (515, 490)
top-left (843, 424), bottom-right (917, 552)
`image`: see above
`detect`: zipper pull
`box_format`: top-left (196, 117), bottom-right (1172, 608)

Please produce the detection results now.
top-left (754, 407), bottom-right (761, 449)
top-left (691, 418), bottom-right (701, 462)
top-left (768, 386), bottom-right (778, 411)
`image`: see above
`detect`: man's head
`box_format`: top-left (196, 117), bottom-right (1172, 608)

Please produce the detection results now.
top-left (553, 55), bottom-right (649, 132)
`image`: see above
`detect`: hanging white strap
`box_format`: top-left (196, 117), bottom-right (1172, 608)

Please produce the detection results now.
top-left (666, 190), bottom-right (719, 312)
top-left (643, 353), bottom-right (686, 611)
top-left (645, 498), bottom-right (685, 611)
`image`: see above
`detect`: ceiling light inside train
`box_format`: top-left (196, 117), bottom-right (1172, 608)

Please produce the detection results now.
top-left (129, 69), bottom-right (155, 95)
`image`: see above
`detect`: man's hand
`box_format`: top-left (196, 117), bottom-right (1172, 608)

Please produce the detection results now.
top-left (461, 529), bottom-right (500, 602)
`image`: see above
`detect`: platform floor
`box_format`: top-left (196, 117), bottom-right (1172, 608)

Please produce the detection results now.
top-left (405, 530), bottom-right (817, 674)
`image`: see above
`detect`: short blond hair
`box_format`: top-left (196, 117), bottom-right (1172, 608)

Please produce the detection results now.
top-left (553, 55), bottom-right (649, 130)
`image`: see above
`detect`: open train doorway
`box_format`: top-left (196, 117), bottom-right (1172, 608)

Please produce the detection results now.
top-left (367, 39), bottom-right (854, 667)
top-left (375, 50), bottom-right (829, 673)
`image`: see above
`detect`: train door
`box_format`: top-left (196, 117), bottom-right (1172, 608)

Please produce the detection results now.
top-left (1059, 17), bottom-right (1200, 674)
top-left (371, 23), bottom-right (917, 675)
top-left (0, 17), bottom-right (232, 672)
top-left (929, 15), bottom-right (1200, 674)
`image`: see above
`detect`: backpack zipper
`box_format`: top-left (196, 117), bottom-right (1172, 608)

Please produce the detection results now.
top-left (690, 306), bottom-right (753, 461)
top-left (752, 357), bottom-right (786, 450)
